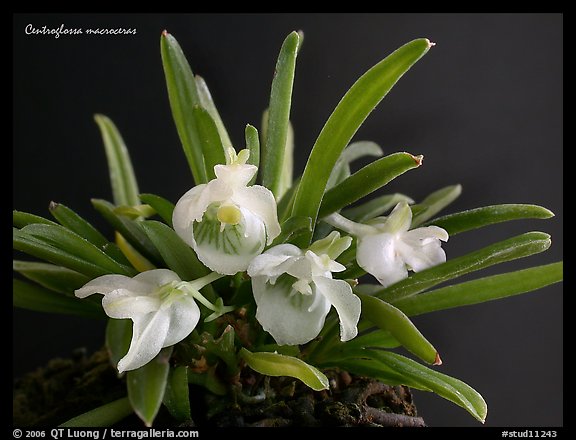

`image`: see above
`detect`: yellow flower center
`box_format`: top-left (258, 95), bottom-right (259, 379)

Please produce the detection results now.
top-left (217, 204), bottom-right (242, 226)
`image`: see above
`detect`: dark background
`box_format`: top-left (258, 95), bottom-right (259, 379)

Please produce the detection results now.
top-left (13, 13), bottom-right (563, 427)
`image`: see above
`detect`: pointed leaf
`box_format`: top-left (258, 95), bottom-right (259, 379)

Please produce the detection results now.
top-left (193, 105), bottom-right (226, 181)
top-left (292, 38), bottom-right (433, 245)
top-left (195, 75), bottom-right (232, 148)
top-left (59, 397), bottom-right (133, 427)
top-left (94, 114), bottom-right (140, 207)
top-left (13, 260), bottom-right (90, 295)
top-left (410, 184), bottom-right (462, 227)
top-left (240, 348), bottom-right (329, 391)
top-left (319, 152), bottom-right (422, 217)
top-left (106, 318), bottom-right (132, 371)
top-left (395, 262), bottom-right (563, 316)
top-left (160, 31), bottom-right (207, 184)
top-left (49, 202), bottom-right (109, 248)
top-left (261, 31), bottom-right (300, 196)
top-left (378, 231), bottom-right (552, 303)
top-left (245, 124), bottom-right (260, 185)
top-left (163, 366), bottom-right (191, 422)
top-left (13, 278), bottom-right (104, 318)
top-left (425, 204), bottom-right (555, 235)
top-left (127, 347), bottom-right (172, 427)
top-left (13, 210), bottom-right (58, 228)
top-left (139, 193), bottom-right (175, 227)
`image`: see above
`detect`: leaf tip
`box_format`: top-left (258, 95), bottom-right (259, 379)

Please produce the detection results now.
top-left (161, 29), bottom-right (169, 37)
top-left (426, 39), bottom-right (436, 48)
top-left (433, 352), bottom-right (442, 366)
top-left (411, 154), bottom-right (424, 166)
top-left (48, 201), bottom-right (59, 211)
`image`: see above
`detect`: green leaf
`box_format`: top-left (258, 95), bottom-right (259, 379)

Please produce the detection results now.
top-left (127, 347), bottom-right (172, 427)
top-left (13, 260), bottom-right (90, 295)
top-left (163, 366), bottom-right (191, 422)
top-left (140, 220), bottom-right (208, 280)
top-left (195, 75), bottom-right (232, 148)
top-left (425, 204), bottom-right (555, 236)
top-left (319, 152), bottom-right (422, 217)
top-left (327, 141), bottom-right (383, 189)
top-left (160, 31), bottom-right (207, 185)
top-left (291, 38), bottom-right (433, 245)
top-left (271, 216), bottom-right (313, 246)
top-left (115, 232), bottom-right (156, 272)
top-left (261, 31), bottom-right (300, 197)
top-left (410, 184), bottom-right (462, 227)
top-left (59, 397), bottom-right (133, 427)
top-left (245, 124), bottom-right (260, 185)
top-left (395, 262), bottom-right (563, 317)
top-left (13, 278), bottom-right (104, 318)
top-left (13, 210), bottom-right (58, 228)
top-left (343, 193), bottom-right (414, 222)
top-left (193, 105), bottom-right (226, 181)
top-left (378, 231), bottom-right (552, 303)
top-left (91, 199), bottom-right (162, 264)
top-left (336, 329), bottom-right (400, 351)
top-left (359, 294), bottom-right (439, 365)
top-left (139, 193), bottom-right (175, 227)
top-left (49, 202), bottom-right (109, 248)
top-left (240, 348), bottom-right (329, 391)
top-left (367, 351), bottom-right (487, 423)
top-left (277, 177), bottom-right (300, 222)
top-left (14, 225), bottom-right (135, 278)
top-left (105, 318), bottom-right (132, 371)
top-left (94, 114), bottom-right (140, 207)
top-left (203, 325), bottom-right (239, 375)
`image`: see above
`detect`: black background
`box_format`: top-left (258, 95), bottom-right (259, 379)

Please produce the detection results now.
top-left (13, 13), bottom-right (563, 427)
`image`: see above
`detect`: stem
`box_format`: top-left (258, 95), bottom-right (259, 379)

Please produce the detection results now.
top-left (324, 213), bottom-right (374, 237)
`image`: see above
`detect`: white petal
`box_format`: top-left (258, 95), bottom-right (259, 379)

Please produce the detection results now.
top-left (397, 239), bottom-right (446, 273)
top-left (102, 291), bottom-right (161, 319)
top-left (162, 294), bottom-right (201, 347)
top-left (247, 244), bottom-right (302, 280)
top-left (214, 163), bottom-right (257, 188)
top-left (357, 234), bottom-right (408, 287)
top-left (403, 226), bottom-right (449, 243)
top-left (381, 201), bottom-right (412, 234)
top-left (232, 186), bottom-right (281, 244)
top-left (117, 309), bottom-right (170, 373)
top-left (172, 184), bottom-right (210, 247)
top-left (75, 274), bottom-right (143, 298)
top-left (252, 277), bottom-right (331, 345)
top-left (313, 276), bottom-right (361, 342)
top-left (133, 269), bottom-right (181, 288)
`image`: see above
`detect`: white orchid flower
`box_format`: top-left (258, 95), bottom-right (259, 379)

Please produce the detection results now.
top-left (326, 201), bottom-right (448, 288)
top-left (75, 269), bottom-right (229, 373)
top-left (173, 148), bottom-right (281, 275)
top-left (247, 232), bottom-right (361, 346)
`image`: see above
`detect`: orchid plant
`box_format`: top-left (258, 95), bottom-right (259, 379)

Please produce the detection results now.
top-left (13, 31), bottom-right (562, 427)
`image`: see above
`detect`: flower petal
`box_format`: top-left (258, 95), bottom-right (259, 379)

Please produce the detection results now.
top-left (397, 239), bottom-right (446, 273)
top-left (357, 234), bottom-right (408, 287)
top-left (313, 276), bottom-right (361, 342)
top-left (381, 201), bottom-right (412, 234)
top-left (232, 186), bottom-right (281, 244)
top-left (247, 244), bottom-right (302, 281)
top-left (214, 163), bottom-right (257, 188)
top-left (102, 291), bottom-right (161, 319)
top-left (172, 184), bottom-right (210, 247)
top-left (133, 269), bottom-right (181, 288)
top-left (117, 308), bottom-right (170, 373)
top-left (252, 277), bottom-right (331, 345)
top-left (162, 294), bottom-right (201, 347)
top-left (75, 274), bottom-right (143, 298)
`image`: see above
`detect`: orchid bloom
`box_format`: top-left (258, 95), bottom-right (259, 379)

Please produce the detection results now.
top-left (173, 148), bottom-right (281, 275)
top-left (326, 201), bottom-right (449, 287)
top-left (75, 269), bottom-right (229, 373)
top-left (247, 232), bottom-right (361, 346)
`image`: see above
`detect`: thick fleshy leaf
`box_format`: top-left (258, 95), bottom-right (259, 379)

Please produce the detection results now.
top-left (163, 366), bottom-right (191, 422)
top-left (139, 193), bottom-right (176, 227)
top-left (91, 199), bottom-right (163, 264)
top-left (245, 124), bottom-right (260, 185)
top-left (49, 202), bottom-right (109, 248)
top-left (13, 210), bottom-right (58, 228)
top-left (240, 348), bottom-right (329, 391)
top-left (140, 220), bottom-right (208, 280)
top-left (195, 75), bottom-right (232, 148)
top-left (319, 153), bottom-right (422, 218)
top-left (359, 294), bottom-right (439, 365)
top-left (106, 318), bottom-right (132, 372)
top-left (327, 141), bottom-right (383, 189)
top-left (13, 278), bottom-right (104, 318)
top-left (291, 38), bottom-right (433, 245)
top-left (160, 31), bottom-right (207, 184)
top-left (424, 204), bottom-right (555, 235)
top-left (395, 262), bottom-right (563, 316)
top-left (261, 31), bottom-right (300, 197)
top-left (14, 225), bottom-right (135, 278)
top-left (13, 260), bottom-right (90, 295)
top-left (378, 231), bottom-right (552, 303)
top-left (410, 184), bottom-right (462, 227)
top-left (59, 397), bottom-right (133, 427)
top-left (193, 105), bottom-right (226, 181)
top-left (127, 347), bottom-right (172, 427)
top-left (343, 193), bottom-right (414, 222)
top-left (94, 114), bottom-right (140, 207)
